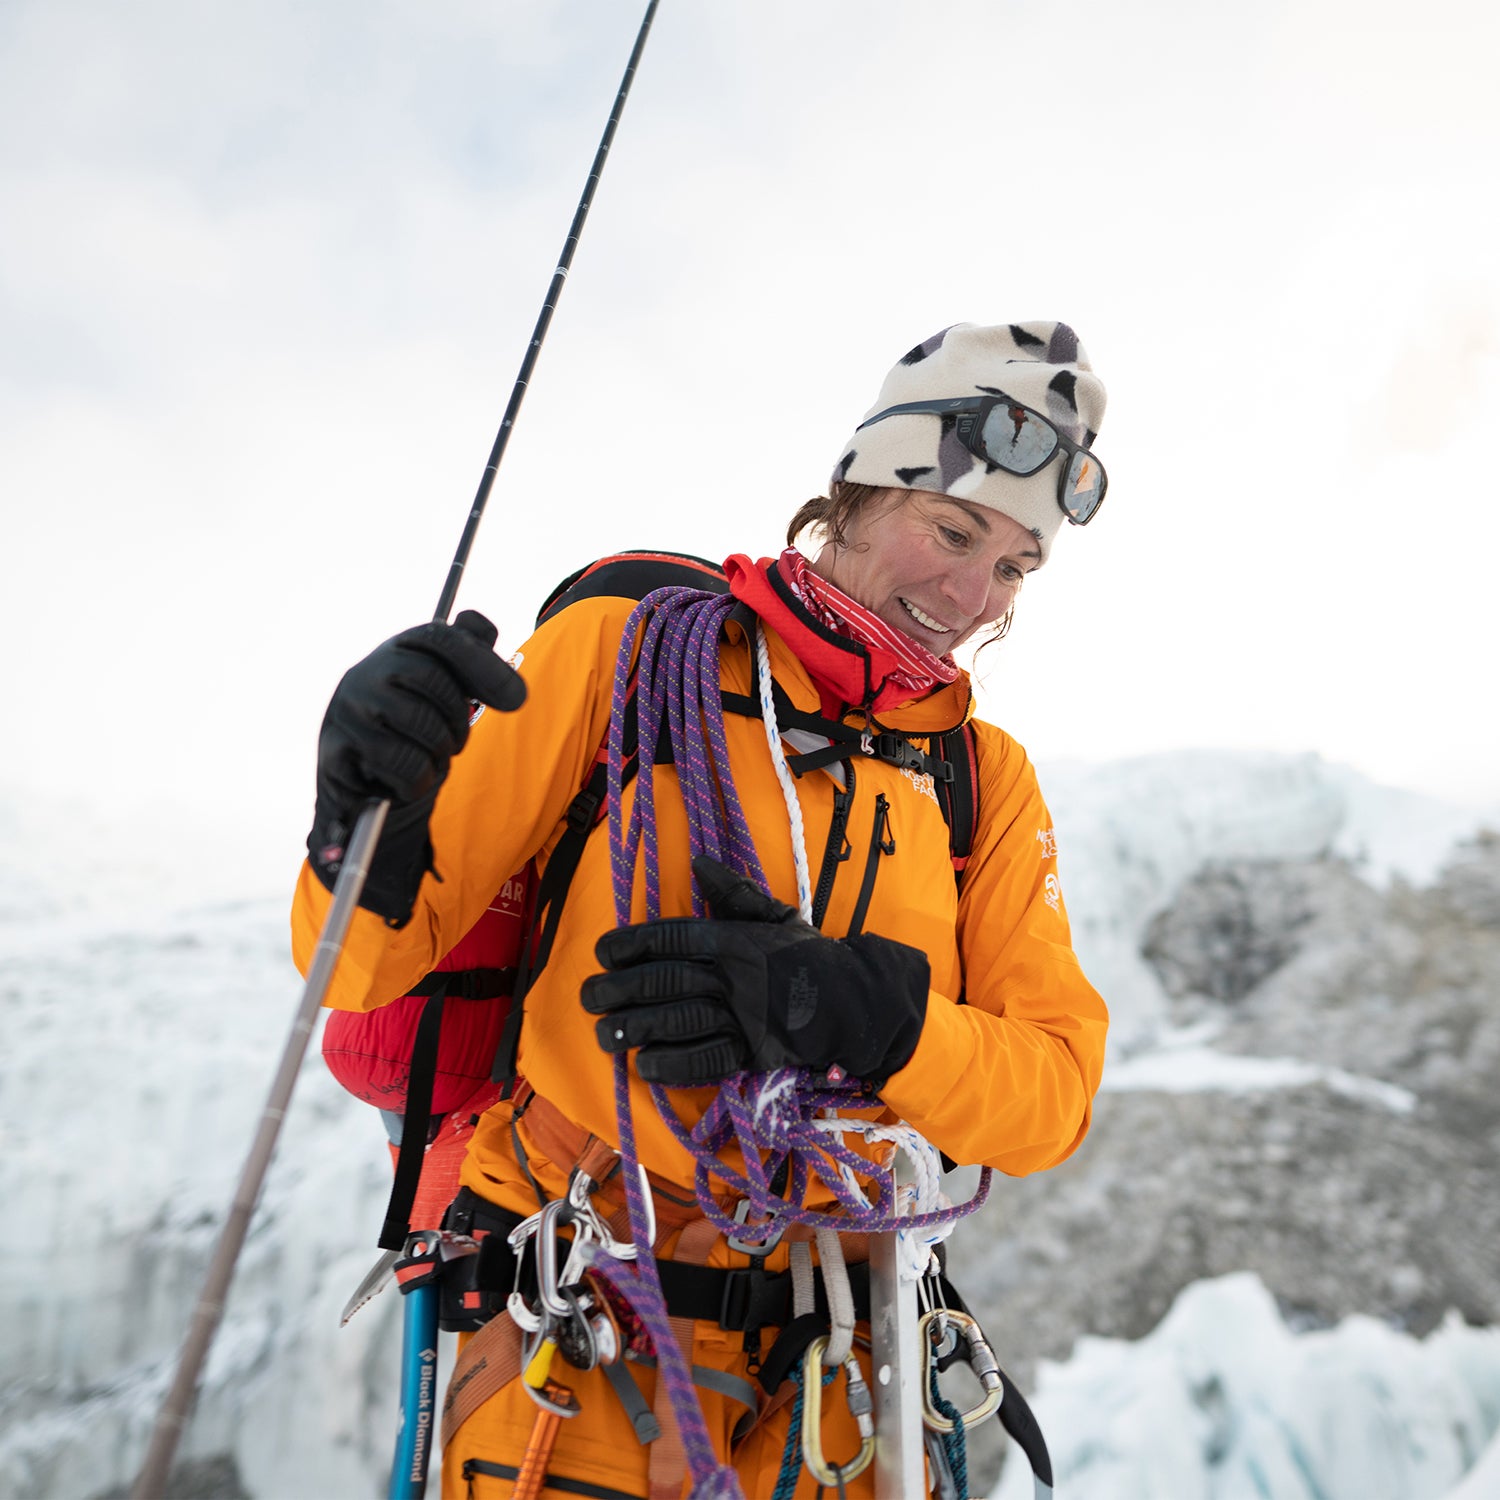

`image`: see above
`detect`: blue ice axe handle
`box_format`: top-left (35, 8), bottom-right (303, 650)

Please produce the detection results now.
top-left (389, 1281), bottom-right (441, 1499)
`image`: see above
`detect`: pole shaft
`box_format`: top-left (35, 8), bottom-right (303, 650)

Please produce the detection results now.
top-left (432, 0), bottom-right (661, 626)
top-left (131, 801), bottom-right (389, 1499)
top-left (130, 4), bottom-right (663, 1492)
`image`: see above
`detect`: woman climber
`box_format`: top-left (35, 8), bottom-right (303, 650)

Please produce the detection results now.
top-left (292, 319), bottom-right (1111, 1498)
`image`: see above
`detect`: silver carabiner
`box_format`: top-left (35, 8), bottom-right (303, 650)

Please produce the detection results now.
top-left (534, 1198), bottom-right (575, 1319)
top-left (566, 1168), bottom-right (652, 1260)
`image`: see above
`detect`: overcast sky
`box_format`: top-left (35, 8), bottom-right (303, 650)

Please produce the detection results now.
top-left (3, 0), bottom-right (1497, 902)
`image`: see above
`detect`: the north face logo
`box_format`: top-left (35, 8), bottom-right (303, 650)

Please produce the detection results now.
top-left (786, 967), bottom-right (818, 1030)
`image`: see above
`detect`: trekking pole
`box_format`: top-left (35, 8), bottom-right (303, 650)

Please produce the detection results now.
top-left (130, 4), bottom-right (662, 1495)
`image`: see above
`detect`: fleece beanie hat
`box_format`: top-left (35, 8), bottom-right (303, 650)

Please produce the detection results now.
top-left (830, 321), bottom-right (1107, 564)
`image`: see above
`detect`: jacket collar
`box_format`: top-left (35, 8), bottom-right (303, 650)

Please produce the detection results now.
top-left (723, 554), bottom-right (974, 731)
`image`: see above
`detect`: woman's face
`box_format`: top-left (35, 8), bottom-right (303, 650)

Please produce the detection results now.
top-left (813, 488), bottom-right (1041, 654)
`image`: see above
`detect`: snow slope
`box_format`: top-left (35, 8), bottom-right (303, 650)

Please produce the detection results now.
top-left (0, 751), bottom-right (1492, 1498)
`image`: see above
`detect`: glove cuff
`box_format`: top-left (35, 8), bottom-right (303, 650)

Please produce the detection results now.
top-left (306, 796), bottom-right (437, 927)
top-left (765, 933), bottom-right (928, 1088)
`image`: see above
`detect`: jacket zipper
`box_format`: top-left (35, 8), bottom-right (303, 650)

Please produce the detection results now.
top-left (846, 793), bottom-right (894, 938)
top-left (810, 762), bottom-right (855, 929)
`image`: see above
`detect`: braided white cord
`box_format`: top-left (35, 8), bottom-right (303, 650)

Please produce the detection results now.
top-left (755, 621), bottom-right (813, 922)
top-left (811, 1116), bottom-right (955, 1280)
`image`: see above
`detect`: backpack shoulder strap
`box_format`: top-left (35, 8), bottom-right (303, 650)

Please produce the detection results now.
top-left (935, 721), bottom-right (980, 887)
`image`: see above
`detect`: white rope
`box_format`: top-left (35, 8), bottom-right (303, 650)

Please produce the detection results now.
top-left (811, 1115), bottom-right (956, 1281)
top-left (755, 621), bottom-right (813, 923)
top-left (755, 622), bottom-right (956, 1282)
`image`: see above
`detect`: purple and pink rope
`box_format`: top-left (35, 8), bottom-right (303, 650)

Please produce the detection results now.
top-left (586, 586), bottom-right (989, 1498)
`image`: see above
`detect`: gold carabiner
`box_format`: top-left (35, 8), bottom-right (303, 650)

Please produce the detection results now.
top-left (800, 1334), bottom-right (877, 1486)
top-left (919, 1309), bottom-right (1005, 1433)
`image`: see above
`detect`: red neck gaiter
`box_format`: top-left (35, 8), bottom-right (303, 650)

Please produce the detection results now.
top-left (723, 549), bottom-right (957, 716)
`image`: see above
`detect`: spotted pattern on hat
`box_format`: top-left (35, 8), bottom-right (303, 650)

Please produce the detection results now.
top-left (830, 320), bottom-right (1106, 566)
top-left (1045, 369), bottom-right (1084, 443)
top-left (1047, 324), bottom-right (1080, 364)
top-left (899, 327), bottom-right (953, 366)
top-left (936, 422), bottom-right (982, 495)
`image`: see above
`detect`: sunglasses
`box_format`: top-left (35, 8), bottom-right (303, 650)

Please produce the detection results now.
top-left (856, 394), bottom-right (1108, 525)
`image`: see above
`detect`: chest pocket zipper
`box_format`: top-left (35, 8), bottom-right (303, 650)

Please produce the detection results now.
top-left (845, 794), bottom-right (893, 938)
top-left (810, 763), bottom-right (856, 929)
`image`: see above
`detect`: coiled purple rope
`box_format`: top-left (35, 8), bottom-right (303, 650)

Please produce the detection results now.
top-left (588, 586), bottom-right (990, 1498)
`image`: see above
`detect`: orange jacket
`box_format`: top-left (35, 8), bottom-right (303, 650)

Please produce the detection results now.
top-left (291, 586), bottom-right (1107, 1223)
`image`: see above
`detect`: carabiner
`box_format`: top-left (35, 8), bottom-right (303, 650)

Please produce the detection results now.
top-left (567, 1168), bottom-right (651, 1260)
top-left (800, 1334), bottom-right (876, 1486)
top-left (919, 1310), bottom-right (1004, 1432)
top-left (532, 1198), bottom-right (576, 1319)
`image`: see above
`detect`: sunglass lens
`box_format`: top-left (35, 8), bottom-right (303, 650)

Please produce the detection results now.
top-left (978, 403), bottom-right (1057, 474)
top-left (1062, 450), bottom-right (1105, 523)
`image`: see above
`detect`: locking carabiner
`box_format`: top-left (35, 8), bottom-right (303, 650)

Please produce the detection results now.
top-left (919, 1309), bottom-right (1005, 1432)
top-left (799, 1334), bottom-right (876, 1487)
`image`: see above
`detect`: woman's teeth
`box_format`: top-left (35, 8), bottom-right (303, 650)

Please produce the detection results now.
top-left (901, 599), bottom-right (951, 634)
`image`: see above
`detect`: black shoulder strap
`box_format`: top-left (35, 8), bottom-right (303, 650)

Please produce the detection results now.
top-left (535, 551), bottom-right (727, 626)
top-left (378, 983), bottom-right (449, 1251)
top-left (490, 761), bottom-right (612, 1089)
top-left (934, 722), bottom-right (980, 887)
top-left (721, 678), bottom-right (980, 881)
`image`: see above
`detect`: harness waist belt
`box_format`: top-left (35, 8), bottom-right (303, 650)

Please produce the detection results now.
top-left (448, 1188), bottom-right (872, 1333)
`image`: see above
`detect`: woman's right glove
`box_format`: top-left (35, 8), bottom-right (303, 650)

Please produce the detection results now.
top-left (307, 609), bottom-right (525, 926)
top-left (581, 856), bottom-right (929, 1088)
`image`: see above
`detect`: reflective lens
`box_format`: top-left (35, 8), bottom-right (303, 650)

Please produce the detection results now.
top-left (1062, 450), bottom-right (1106, 523)
top-left (977, 402), bottom-right (1059, 475)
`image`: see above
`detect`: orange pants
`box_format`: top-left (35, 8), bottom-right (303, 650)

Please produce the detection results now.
top-left (441, 1318), bottom-right (884, 1499)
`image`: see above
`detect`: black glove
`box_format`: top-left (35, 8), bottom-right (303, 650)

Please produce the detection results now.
top-left (308, 609), bottom-right (526, 925)
top-left (581, 856), bottom-right (929, 1088)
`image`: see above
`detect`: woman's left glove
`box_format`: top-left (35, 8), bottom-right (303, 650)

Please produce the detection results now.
top-left (581, 856), bottom-right (929, 1088)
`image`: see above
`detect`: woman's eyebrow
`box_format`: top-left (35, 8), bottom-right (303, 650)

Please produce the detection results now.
top-left (940, 497), bottom-right (993, 532)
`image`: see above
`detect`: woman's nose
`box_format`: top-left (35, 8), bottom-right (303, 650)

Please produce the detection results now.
top-left (942, 559), bottom-right (995, 619)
